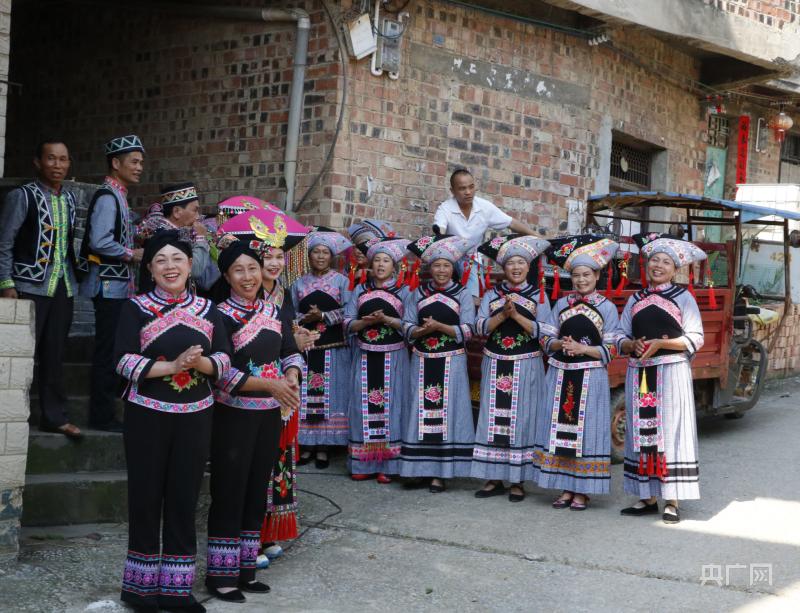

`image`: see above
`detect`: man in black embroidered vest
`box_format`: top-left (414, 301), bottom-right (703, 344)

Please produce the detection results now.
top-left (135, 182), bottom-right (220, 292)
top-left (78, 135), bottom-right (145, 433)
top-left (0, 140), bottom-right (82, 438)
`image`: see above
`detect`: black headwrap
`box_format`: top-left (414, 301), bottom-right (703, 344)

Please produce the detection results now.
top-left (217, 240), bottom-right (262, 275)
top-left (210, 240), bottom-right (263, 303)
top-left (142, 229), bottom-right (192, 268)
top-left (138, 230), bottom-right (193, 294)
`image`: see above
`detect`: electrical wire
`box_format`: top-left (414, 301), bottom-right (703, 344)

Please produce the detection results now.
top-left (281, 488), bottom-right (344, 552)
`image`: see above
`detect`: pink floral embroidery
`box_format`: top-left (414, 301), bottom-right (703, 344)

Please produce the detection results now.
top-left (490, 236), bottom-right (506, 249)
top-left (248, 359), bottom-right (280, 380)
top-left (495, 374), bottom-right (513, 394)
top-left (308, 371), bottom-right (326, 391)
top-left (368, 388), bottom-right (386, 406)
top-left (639, 392), bottom-right (657, 407)
top-left (316, 322), bottom-right (327, 333)
top-left (423, 384), bottom-right (443, 405)
top-left (416, 236), bottom-right (434, 250)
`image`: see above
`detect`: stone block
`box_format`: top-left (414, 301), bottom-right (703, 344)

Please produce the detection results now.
top-left (0, 300), bottom-right (14, 324)
top-left (0, 455), bottom-right (27, 488)
top-left (0, 323), bottom-right (34, 357)
top-left (8, 357), bottom-right (33, 390)
top-left (0, 390), bottom-right (29, 422)
top-left (0, 357), bottom-right (9, 388)
top-left (14, 300), bottom-right (33, 325)
top-left (4, 423), bottom-right (28, 456)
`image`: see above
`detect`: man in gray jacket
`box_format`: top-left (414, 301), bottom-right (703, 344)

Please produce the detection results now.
top-left (0, 140), bottom-right (82, 438)
top-left (78, 135), bottom-right (145, 432)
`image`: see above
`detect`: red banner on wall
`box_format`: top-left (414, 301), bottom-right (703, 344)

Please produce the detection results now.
top-left (736, 116), bottom-right (750, 185)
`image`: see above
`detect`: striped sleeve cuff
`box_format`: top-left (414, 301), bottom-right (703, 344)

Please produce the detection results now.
top-left (475, 317), bottom-right (489, 337)
top-left (539, 322), bottom-right (558, 337)
top-left (116, 353), bottom-right (153, 383)
top-left (209, 352), bottom-right (231, 381)
top-left (218, 367), bottom-right (247, 395)
top-left (454, 323), bottom-right (473, 344)
top-left (281, 353), bottom-right (305, 376)
top-left (402, 321), bottom-right (417, 343)
top-left (0, 279), bottom-right (15, 290)
top-left (324, 309), bottom-right (344, 325)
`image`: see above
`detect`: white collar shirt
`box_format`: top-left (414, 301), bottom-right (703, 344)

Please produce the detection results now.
top-left (433, 196), bottom-right (512, 253)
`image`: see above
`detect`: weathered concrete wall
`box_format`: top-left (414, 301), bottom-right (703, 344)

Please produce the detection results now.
top-left (0, 299), bottom-right (33, 561)
top-left (0, 0), bottom-right (11, 178)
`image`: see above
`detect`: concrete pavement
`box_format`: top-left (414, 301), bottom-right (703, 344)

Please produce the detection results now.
top-left (1, 379), bottom-right (799, 612)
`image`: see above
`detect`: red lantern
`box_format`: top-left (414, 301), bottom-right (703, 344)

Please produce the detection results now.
top-left (769, 111), bottom-right (794, 143)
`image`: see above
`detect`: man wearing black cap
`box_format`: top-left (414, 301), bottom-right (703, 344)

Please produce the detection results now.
top-left (0, 140), bottom-right (82, 438)
top-left (78, 135), bottom-right (145, 432)
top-left (141, 183), bottom-right (219, 292)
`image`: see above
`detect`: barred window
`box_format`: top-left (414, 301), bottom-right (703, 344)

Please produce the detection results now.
top-left (610, 141), bottom-right (652, 191)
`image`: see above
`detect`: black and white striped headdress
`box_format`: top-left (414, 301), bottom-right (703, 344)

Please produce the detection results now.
top-left (104, 134), bottom-right (145, 157)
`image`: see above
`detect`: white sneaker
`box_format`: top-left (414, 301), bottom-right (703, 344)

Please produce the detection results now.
top-left (255, 554), bottom-right (270, 569)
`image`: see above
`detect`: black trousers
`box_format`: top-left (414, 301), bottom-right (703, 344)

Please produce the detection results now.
top-left (20, 280), bottom-right (73, 428)
top-left (121, 402), bottom-right (213, 609)
top-left (206, 404), bottom-right (282, 587)
top-left (90, 296), bottom-right (124, 426)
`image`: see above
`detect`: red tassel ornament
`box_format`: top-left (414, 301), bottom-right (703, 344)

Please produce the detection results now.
top-left (397, 257), bottom-right (407, 286)
top-left (707, 261), bottom-right (718, 309)
top-left (550, 264), bottom-right (560, 300)
top-left (460, 256), bottom-right (473, 286)
top-left (615, 251), bottom-right (630, 296)
top-left (359, 267), bottom-right (367, 285)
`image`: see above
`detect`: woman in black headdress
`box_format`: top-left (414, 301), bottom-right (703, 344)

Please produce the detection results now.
top-left (204, 240), bottom-right (303, 603)
top-left (114, 230), bottom-right (230, 613)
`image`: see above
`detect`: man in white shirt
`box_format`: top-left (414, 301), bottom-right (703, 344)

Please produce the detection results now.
top-left (433, 169), bottom-right (537, 299)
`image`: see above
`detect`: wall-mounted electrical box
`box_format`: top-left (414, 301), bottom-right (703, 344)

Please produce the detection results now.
top-left (375, 17), bottom-right (402, 74)
top-left (345, 13), bottom-right (377, 60)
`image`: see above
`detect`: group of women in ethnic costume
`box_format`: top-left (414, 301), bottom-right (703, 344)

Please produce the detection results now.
top-left (112, 209), bottom-right (706, 610)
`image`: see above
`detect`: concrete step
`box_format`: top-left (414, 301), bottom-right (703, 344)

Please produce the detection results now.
top-left (26, 431), bottom-right (126, 475)
top-left (31, 362), bottom-right (93, 398)
top-left (22, 471), bottom-right (129, 526)
top-left (29, 395), bottom-right (124, 427)
top-left (22, 471), bottom-right (211, 527)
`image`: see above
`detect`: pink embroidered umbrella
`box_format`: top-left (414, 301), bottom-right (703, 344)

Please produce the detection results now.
top-left (216, 195), bottom-right (284, 224)
top-left (218, 207), bottom-right (309, 251)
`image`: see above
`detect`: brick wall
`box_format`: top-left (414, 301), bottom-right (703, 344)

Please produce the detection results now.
top-left (703, 0), bottom-right (799, 29)
top-left (4, 0), bottom-right (789, 236)
top-left (0, 0), bottom-right (10, 178)
top-left (753, 302), bottom-right (800, 377)
top-left (0, 299), bottom-right (33, 561)
top-left (6, 0), bottom-right (339, 215)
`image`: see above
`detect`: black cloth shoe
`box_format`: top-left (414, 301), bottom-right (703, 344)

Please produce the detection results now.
top-left (429, 480), bottom-right (446, 493)
top-left (160, 602), bottom-right (207, 612)
top-left (474, 482), bottom-right (506, 498)
top-left (239, 579), bottom-right (271, 593)
top-left (662, 504), bottom-right (680, 524)
top-left (92, 420), bottom-right (124, 433)
top-left (206, 584), bottom-right (246, 602)
top-left (508, 486), bottom-right (525, 502)
top-left (314, 456), bottom-right (330, 469)
top-left (402, 478), bottom-right (428, 490)
top-left (620, 500), bottom-right (659, 516)
top-left (297, 453), bottom-right (313, 466)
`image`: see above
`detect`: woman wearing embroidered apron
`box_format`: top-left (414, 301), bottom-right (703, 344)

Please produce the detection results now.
top-left (204, 241), bottom-right (303, 603)
top-left (292, 228), bottom-right (353, 469)
top-left (344, 237), bottom-right (411, 483)
top-left (534, 236), bottom-right (621, 511)
top-left (255, 221), bottom-right (317, 563)
top-left (471, 235), bottom-right (551, 502)
top-left (398, 234), bottom-right (476, 493)
top-left (114, 230), bottom-right (230, 613)
top-left (618, 233), bottom-right (705, 524)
